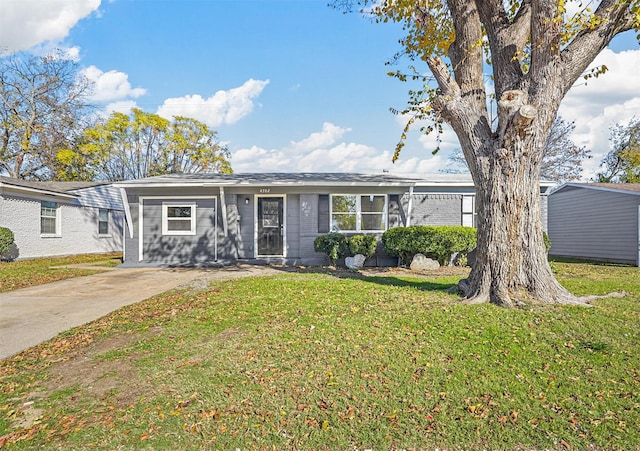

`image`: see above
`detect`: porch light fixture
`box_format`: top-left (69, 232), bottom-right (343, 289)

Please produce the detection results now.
top-left (245, 197), bottom-right (250, 205)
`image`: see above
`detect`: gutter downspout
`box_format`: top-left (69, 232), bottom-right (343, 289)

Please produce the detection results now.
top-left (219, 186), bottom-right (227, 263)
top-left (214, 195), bottom-right (218, 262)
top-left (219, 186), bottom-right (228, 235)
top-left (406, 185), bottom-right (414, 227)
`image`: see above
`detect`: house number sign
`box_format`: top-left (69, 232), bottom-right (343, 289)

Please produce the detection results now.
top-left (259, 188), bottom-right (271, 193)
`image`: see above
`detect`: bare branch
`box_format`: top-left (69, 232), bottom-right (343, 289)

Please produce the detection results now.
top-left (475, 0), bottom-right (531, 96)
top-left (561, 1), bottom-right (637, 97)
top-left (446, 0), bottom-right (487, 110)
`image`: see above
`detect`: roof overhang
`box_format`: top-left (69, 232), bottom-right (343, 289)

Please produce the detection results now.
top-left (0, 180), bottom-right (78, 200)
top-left (550, 182), bottom-right (640, 196)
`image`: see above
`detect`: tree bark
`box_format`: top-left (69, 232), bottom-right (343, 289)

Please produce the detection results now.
top-left (459, 141), bottom-right (584, 307)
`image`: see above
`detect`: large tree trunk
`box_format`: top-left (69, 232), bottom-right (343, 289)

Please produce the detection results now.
top-left (459, 146), bottom-right (582, 307)
top-left (454, 96), bottom-right (585, 307)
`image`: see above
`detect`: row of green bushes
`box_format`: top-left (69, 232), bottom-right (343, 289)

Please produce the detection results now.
top-left (313, 233), bottom-right (378, 265)
top-left (314, 226), bottom-right (477, 266)
top-left (382, 226), bottom-right (477, 266)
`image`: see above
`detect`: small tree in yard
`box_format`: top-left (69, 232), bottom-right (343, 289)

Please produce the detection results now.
top-left (336, 0), bottom-right (640, 307)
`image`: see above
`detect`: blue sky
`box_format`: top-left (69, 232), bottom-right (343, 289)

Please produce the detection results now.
top-left (1, 0), bottom-right (639, 177)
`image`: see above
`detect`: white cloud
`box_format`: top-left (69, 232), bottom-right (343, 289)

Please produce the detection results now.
top-left (291, 122), bottom-right (349, 152)
top-left (104, 100), bottom-right (139, 115)
top-left (559, 48), bottom-right (640, 179)
top-left (82, 65), bottom-right (147, 102)
top-left (0, 0), bottom-right (101, 54)
top-left (230, 122), bottom-right (445, 174)
top-left (156, 79), bottom-right (270, 127)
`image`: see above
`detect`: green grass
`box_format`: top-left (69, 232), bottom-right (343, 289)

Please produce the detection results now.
top-left (0, 262), bottom-right (638, 450)
top-left (0, 253), bottom-right (122, 292)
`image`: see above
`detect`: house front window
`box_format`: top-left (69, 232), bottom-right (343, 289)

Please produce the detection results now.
top-left (162, 203), bottom-right (196, 235)
top-left (40, 201), bottom-right (58, 235)
top-left (98, 208), bottom-right (109, 235)
top-left (331, 194), bottom-right (387, 232)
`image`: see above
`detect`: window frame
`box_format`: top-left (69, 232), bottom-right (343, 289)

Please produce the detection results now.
top-left (162, 202), bottom-right (197, 236)
top-left (330, 194), bottom-right (387, 233)
top-left (98, 208), bottom-right (110, 236)
top-left (462, 195), bottom-right (476, 228)
top-left (40, 201), bottom-right (60, 236)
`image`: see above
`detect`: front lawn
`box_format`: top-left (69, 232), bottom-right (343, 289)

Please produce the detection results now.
top-left (0, 253), bottom-right (122, 292)
top-left (0, 261), bottom-right (638, 449)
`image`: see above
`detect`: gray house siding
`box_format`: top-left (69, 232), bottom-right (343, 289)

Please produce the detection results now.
top-left (548, 185), bottom-right (640, 265)
top-left (118, 173), bottom-right (559, 267)
top-left (235, 194), bottom-right (254, 259)
top-left (124, 193), bottom-right (139, 263)
top-left (286, 194), bottom-right (301, 260)
top-left (540, 195), bottom-right (548, 233)
top-left (411, 194), bottom-right (464, 226)
top-left (140, 197), bottom-right (217, 264)
top-left (300, 194), bottom-right (322, 263)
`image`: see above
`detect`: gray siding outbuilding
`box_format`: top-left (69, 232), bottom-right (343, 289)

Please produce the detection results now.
top-left (548, 183), bottom-right (640, 266)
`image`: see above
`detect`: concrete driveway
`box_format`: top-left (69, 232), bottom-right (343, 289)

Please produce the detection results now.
top-left (0, 264), bottom-right (282, 360)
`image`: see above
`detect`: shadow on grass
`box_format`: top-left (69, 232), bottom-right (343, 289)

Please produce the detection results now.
top-left (360, 275), bottom-right (457, 291)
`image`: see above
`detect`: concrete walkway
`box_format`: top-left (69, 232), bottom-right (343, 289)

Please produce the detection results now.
top-left (0, 265), bottom-right (282, 360)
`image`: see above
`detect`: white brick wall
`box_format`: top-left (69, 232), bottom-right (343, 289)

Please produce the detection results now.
top-left (0, 195), bottom-right (123, 260)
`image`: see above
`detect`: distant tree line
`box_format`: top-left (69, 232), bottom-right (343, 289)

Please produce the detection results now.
top-left (0, 52), bottom-right (232, 181)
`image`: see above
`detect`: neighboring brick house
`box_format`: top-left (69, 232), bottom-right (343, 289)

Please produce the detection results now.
top-left (548, 183), bottom-right (640, 266)
top-left (116, 173), bottom-right (553, 267)
top-left (0, 176), bottom-right (124, 260)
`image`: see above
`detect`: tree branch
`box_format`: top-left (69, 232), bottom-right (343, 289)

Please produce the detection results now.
top-left (561, 0), bottom-right (637, 97)
top-left (475, 0), bottom-right (531, 96)
top-left (446, 0), bottom-right (487, 110)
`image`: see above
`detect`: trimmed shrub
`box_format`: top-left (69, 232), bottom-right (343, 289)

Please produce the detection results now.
top-left (348, 235), bottom-right (378, 259)
top-left (314, 232), bottom-right (349, 265)
top-left (382, 226), bottom-right (477, 266)
top-left (0, 226), bottom-right (15, 259)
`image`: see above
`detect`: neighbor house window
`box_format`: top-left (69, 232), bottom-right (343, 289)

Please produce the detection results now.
top-left (462, 195), bottom-right (476, 227)
top-left (162, 203), bottom-right (196, 235)
top-left (40, 201), bottom-right (58, 235)
top-left (98, 208), bottom-right (109, 235)
top-left (331, 194), bottom-right (387, 232)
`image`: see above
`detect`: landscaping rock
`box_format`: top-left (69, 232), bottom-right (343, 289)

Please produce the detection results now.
top-left (410, 253), bottom-right (440, 271)
top-left (345, 254), bottom-right (366, 270)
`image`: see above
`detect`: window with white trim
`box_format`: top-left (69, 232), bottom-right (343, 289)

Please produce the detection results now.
top-left (331, 194), bottom-right (387, 232)
top-left (40, 201), bottom-right (58, 235)
top-left (462, 195), bottom-right (476, 227)
top-left (162, 203), bottom-right (196, 235)
top-left (98, 208), bottom-right (109, 235)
